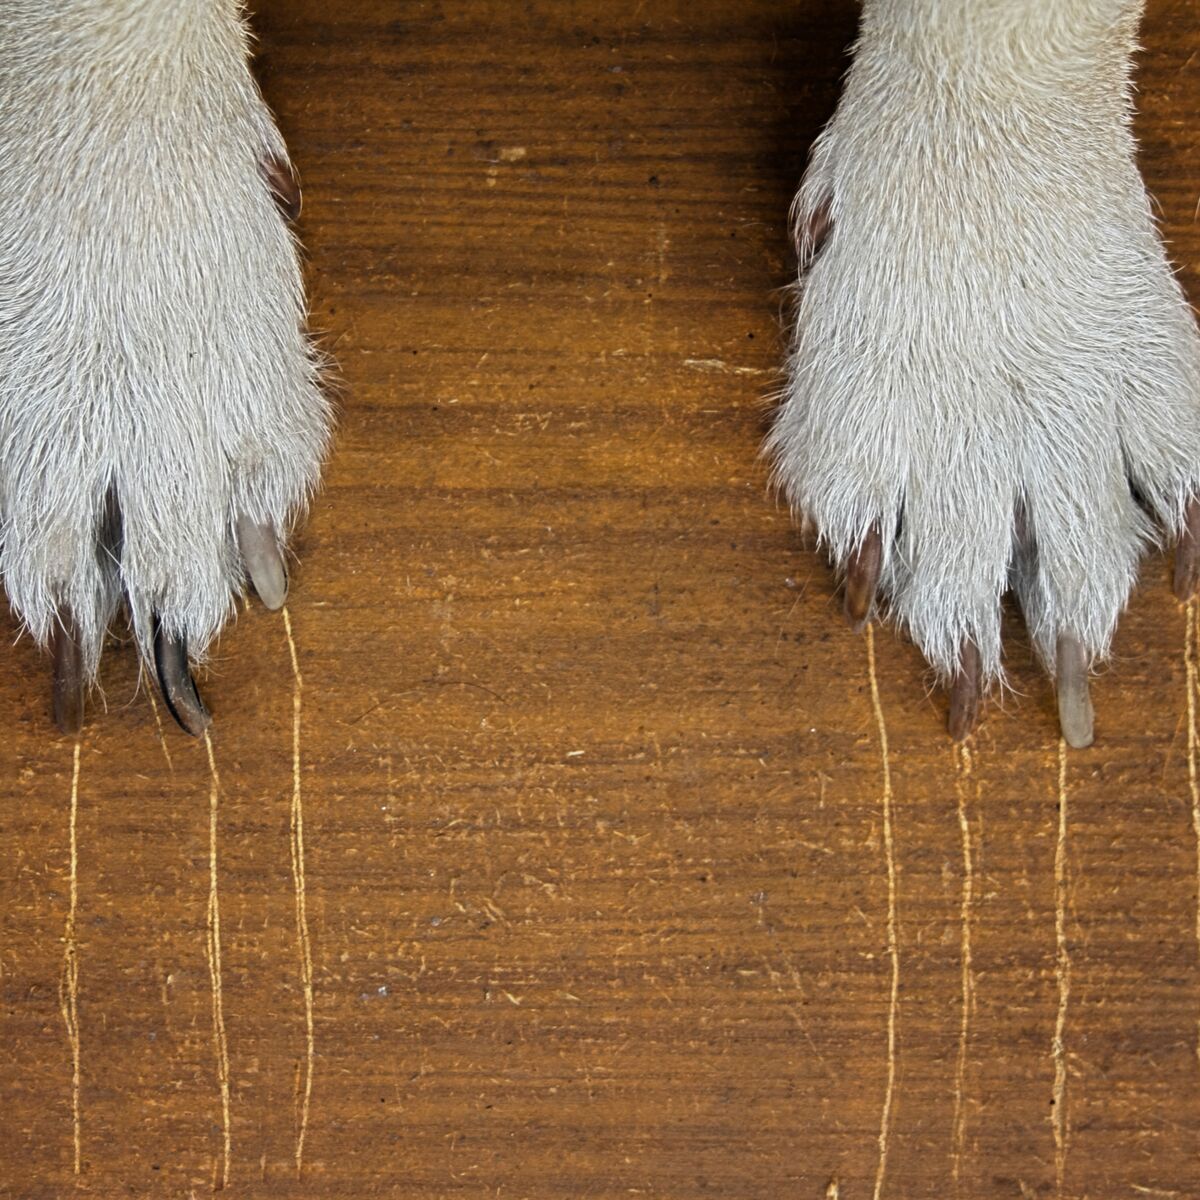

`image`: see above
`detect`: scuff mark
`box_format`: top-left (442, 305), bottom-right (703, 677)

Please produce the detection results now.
top-left (682, 357), bottom-right (770, 377)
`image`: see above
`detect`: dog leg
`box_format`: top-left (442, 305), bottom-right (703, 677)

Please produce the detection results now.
top-left (770, 0), bottom-right (1199, 744)
top-left (0, 1), bottom-right (330, 732)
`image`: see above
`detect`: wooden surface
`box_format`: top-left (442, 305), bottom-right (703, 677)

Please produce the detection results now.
top-left (4, 1), bottom-right (1200, 1195)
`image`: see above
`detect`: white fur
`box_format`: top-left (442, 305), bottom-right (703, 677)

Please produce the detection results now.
top-left (0, 0), bottom-right (329, 675)
top-left (769, 0), bottom-right (1200, 681)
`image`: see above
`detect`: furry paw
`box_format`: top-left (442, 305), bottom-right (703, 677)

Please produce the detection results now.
top-left (0, 4), bottom-right (330, 733)
top-left (768, 8), bottom-right (1200, 745)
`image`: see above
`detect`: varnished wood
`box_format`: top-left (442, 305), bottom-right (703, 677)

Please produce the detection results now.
top-left (3, 2), bottom-right (1200, 1195)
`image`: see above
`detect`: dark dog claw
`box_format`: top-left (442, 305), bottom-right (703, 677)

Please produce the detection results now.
top-left (262, 152), bottom-right (301, 222)
top-left (52, 615), bottom-right (85, 736)
top-left (947, 641), bottom-right (983, 742)
top-left (843, 525), bottom-right (882, 633)
top-left (236, 514), bottom-right (288, 610)
top-left (153, 618), bottom-right (210, 737)
top-left (797, 199), bottom-right (832, 266)
top-left (1174, 496), bottom-right (1200, 602)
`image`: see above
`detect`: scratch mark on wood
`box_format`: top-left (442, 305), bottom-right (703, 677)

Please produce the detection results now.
top-left (283, 605), bottom-right (316, 1176)
top-left (203, 732), bottom-right (232, 1190)
top-left (769, 949), bottom-right (832, 1079)
top-left (1186, 600), bottom-right (1200, 1069)
top-left (146, 684), bottom-right (174, 773)
top-left (1052, 738), bottom-right (1071, 1200)
top-left (866, 624), bottom-right (899, 1200)
top-left (951, 741), bottom-right (976, 1191)
top-left (58, 740), bottom-right (82, 1176)
top-left (681, 357), bottom-right (770, 376)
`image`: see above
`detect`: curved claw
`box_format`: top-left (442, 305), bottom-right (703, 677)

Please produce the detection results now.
top-left (236, 515), bottom-right (288, 610)
top-left (797, 199), bottom-right (832, 267)
top-left (1174, 496), bottom-right (1200, 602)
top-left (1056, 634), bottom-right (1094, 750)
top-left (843, 525), bottom-right (882, 633)
top-left (153, 618), bottom-right (210, 737)
top-left (261, 152), bottom-right (301, 222)
top-left (947, 641), bottom-right (983, 742)
top-left (52, 615), bottom-right (85, 736)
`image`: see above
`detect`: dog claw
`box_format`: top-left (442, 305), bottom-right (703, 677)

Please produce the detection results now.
top-left (237, 514), bottom-right (288, 610)
top-left (52, 615), bottom-right (85, 736)
top-left (261, 152), bottom-right (301, 221)
top-left (1174, 496), bottom-right (1200, 602)
top-left (1056, 634), bottom-right (1094, 749)
top-left (798, 198), bottom-right (832, 266)
top-left (153, 618), bottom-right (210, 737)
top-left (947, 641), bottom-right (983, 742)
top-left (843, 526), bottom-right (882, 632)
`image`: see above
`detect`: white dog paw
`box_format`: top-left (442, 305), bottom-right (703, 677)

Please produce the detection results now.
top-left (0, 5), bottom-right (331, 733)
top-left (768, 12), bottom-right (1200, 745)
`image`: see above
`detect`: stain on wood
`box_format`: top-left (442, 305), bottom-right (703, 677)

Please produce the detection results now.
top-left (2, 1), bottom-right (1200, 1195)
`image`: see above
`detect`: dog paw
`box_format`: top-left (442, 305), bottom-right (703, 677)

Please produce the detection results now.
top-left (0, 5), bottom-right (330, 733)
top-left (768, 16), bottom-right (1200, 745)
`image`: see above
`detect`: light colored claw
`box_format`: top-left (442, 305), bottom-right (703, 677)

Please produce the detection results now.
top-left (843, 525), bottom-right (882, 633)
top-left (1056, 634), bottom-right (1094, 749)
top-left (237, 515), bottom-right (288, 611)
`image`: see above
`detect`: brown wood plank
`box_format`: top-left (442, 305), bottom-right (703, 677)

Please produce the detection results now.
top-left (3, 1), bottom-right (1200, 1195)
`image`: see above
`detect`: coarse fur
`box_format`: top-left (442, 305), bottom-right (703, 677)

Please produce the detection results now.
top-left (0, 0), bottom-right (329, 678)
top-left (0, 0), bottom-right (1196, 723)
top-left (769, 0), bottom-right (1200, 684)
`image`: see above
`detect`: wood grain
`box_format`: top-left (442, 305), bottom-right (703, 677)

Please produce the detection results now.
top-left (3, 1), bottom-right (1200, 1195)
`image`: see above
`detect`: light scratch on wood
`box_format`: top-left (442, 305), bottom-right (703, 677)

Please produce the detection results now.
top-left (866, 625), bottom-right (899, 1200)
top-left (1052, 738), bottom-right (1071, 1200)
top-left (1187, 600), bottom-right (1200, 1069)
top-left (951, 741), bottom-right (976, 1191)
top-left (145, 684), bottom-right (174, 772)
top-left (283, 605), bottom-right (315, 1176)
top-left (203, 732), bottom-right (232, 1190)
top-left (58, 740), bottom-right (82, 1176)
